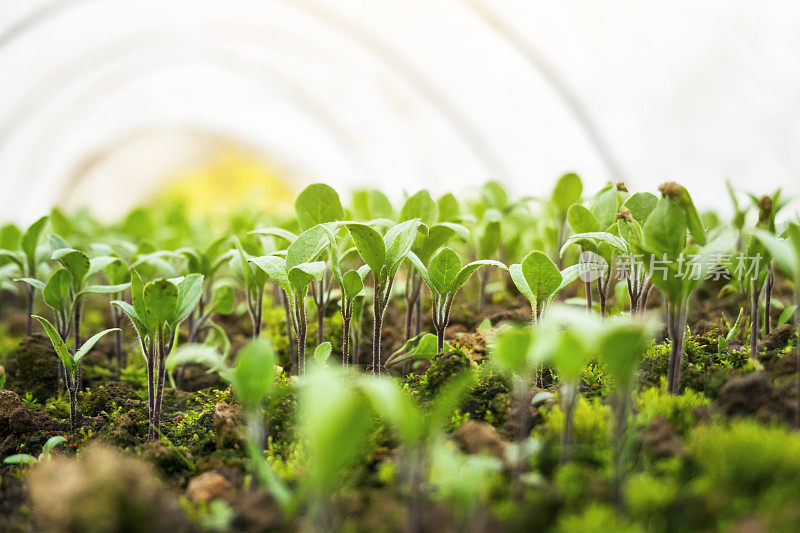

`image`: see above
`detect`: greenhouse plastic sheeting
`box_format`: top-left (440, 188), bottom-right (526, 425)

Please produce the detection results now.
top-left (0, 0), bottom-right (798, 221)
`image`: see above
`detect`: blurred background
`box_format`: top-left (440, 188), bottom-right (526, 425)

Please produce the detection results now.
top-left (0, 0), bottom-right (798, 223)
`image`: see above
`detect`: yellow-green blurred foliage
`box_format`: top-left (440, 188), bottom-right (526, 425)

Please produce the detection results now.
top-left (160, 147), bottom-right (295, 217)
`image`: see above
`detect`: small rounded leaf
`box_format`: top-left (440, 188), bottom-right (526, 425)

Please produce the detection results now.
top-left (295, 184), bottom-right (344, 231)
top-left (143, 279), bottom-right (178, 325)
top-left (232, 338), bottom-right (277, 411)
top-left (520, 251), bottom-right (563, 303)
top-left (552, 173), bottom-right (583, 212)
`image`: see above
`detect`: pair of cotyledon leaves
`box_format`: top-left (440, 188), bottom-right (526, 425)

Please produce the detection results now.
top-left (17, 242), bottom-right (131, 317)
top-left (112, 272), bottom-right (204, 345)
top-left (492, 306), bottom-right (655, 388)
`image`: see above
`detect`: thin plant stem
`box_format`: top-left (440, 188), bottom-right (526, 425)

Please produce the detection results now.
top-left (765, 265), bottom-right (775, 335)
top-left (751, 278), bottom-right (760, 360)
top-left (26, 286), bottom-right (34, 336)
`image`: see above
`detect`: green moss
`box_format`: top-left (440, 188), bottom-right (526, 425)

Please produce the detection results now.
top-left (459, 365), bottom-right (510, 428)
top-left (555, 462), bottom-right (608, 511)
top-left (688, 421), bottom-right (800, 509)
top-left (625, 472), bottom-right (680, 531)
top-left (555, 503), bottom-right (644, 533)
top-left (264, 374), bottom-right (297, 445)
top-left (168, 388), bottom-right (234, 454)
top-left (634, 383), bottom-right (710, 436)
top-left (541, 396), bottom-right (611, 452)
top-left (421, 347), bottom-right (473, 396)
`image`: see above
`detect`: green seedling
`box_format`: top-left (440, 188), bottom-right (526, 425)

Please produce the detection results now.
top-left (33, 315), bottom-right (118, 429)
top-left (563, 191), bottom-right (659, 315)
top-left (490, 326), bottom-right (551, 497)
top-left (170, 338), bottom-right (293, 512)
top-left (175, 236), bottom-right (232, 342)
top-left (729, 195), bottom-right (776, 359)
top-left (407, 247), bottom-right (505, 352)
top-left (477, 214), bottom-right (501, 312)
top-left (252, 184), bottom-right (346, 347)
top-left (17, 241), bottom-right (130, 388)
top-left (750, 192), bottom-right (789, 337)
top-left (350, 188), bottom-right (396, 221)
top-left (595, 315), bottom-right (656, 509)
top-left (111, 272), bottom-right (203, 438)
top-left (638, 182), bottom-right (735, 394)
top-left (0, 215), bottom-right (48, 335)
top-left (531, 306), bottom-right (600, 464)
top-left (295, 184), bottom-right (344, 345)
top-left (361, 370), bottom-right (476, 532)
top-left (249, 224), bottom-right (329, 375)
top-left (561, 182), bottom-right (631, 315)
top-left (549, 172), bottom-right (583, 264)
top-left (384, 333), bottom-right (453, 369)
top-left (778, 305), bottom-right (797, 328)
top-left (3, 435), bottom-right (67, 466)
top-left (230, 237), bottom-right (270, 338)
top-left (299, 366), bottom-right (377, 529)
top-left (321, 224), bottom-right (368, 367)
top-left (343, 218), bottom-right (428, 373)
top-left (718, 307), bottom-right (745, 354)
top-left (509, 250), bottom-right (588, 323)
top-left (428, 439), bottom-right (501, 529)
top-left (400, 190), bottom-right (469, 340)
top-left (751, 222), bottom-right (800, 426)
top-left (100, 256), bottom-right (132, 377)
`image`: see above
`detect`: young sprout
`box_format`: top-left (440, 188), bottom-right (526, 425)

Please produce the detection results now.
top-left (428, 440), bottom-right (501, 529)
top-left (343, 219), bottom-right (427, 373)
top-left (3, 435), bottom-right (67, 466)
top-left (17, 242), bottom-right (131, 388)
top-left (638, 182), bottom-right (735, 394)
top-left (750, 191), bottom-right (788, 336)
top-left (384, 332), bottom-right (454, 370)
top-left (47, 238), bottom-right (131, 342)
top-left (230, 237), bottom-right (270, 338)
top-left (742, 196), bottom-right (776, 359)
top-left (111, 272), bottom-right (203, 439)
top-left (299, 366), bottom-right (377, 529)
top-left (549, 173), bottom-right (583, 264)
top-left (175, 236), bottom-right (232, 342)
top-left (400, 190), bottom-right (468, 340)
top-left (350, 188), bottom-right (395, 222)
top-left (32, 315), bottom-right (118, 430)
top-left (252, 184), bottom-right (346, 346)
top-left (490, 326), bottom-right (550, 498)
top-left (0, 215), bottom-right (49, 335)
top-left (102, 257), bottom-right (131, 377)
top-left (349, 294), bottom-right (366, 366)
top-left (0, 224), bottom-right (22, 320)
top-left (595, 315), bottom-right (656, 509)
top-left (407, 247), bottom-right (506, 352)
top-left (718, 307), bottom-right (745, 354)
top-left (509, 251), bottom-right (587, 323)
top-left (533, 306), bottom-right (598, 464)
top-left (751, 222), bottom-right (800, 426)
top-left (477, 216), bottom-right (501, 312)
top-left (294, 184), bottom-right (345, 345)
top-left (321, 223), bottom-right (369, 367)
top-left (249, 225), bottom-right (329, 375)
top-left (169, 338), bottom-right (293, 512)
top-left (361, 371), bottom-right (476, 532)
top-left (563, 191), bottom-right (659, 315)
